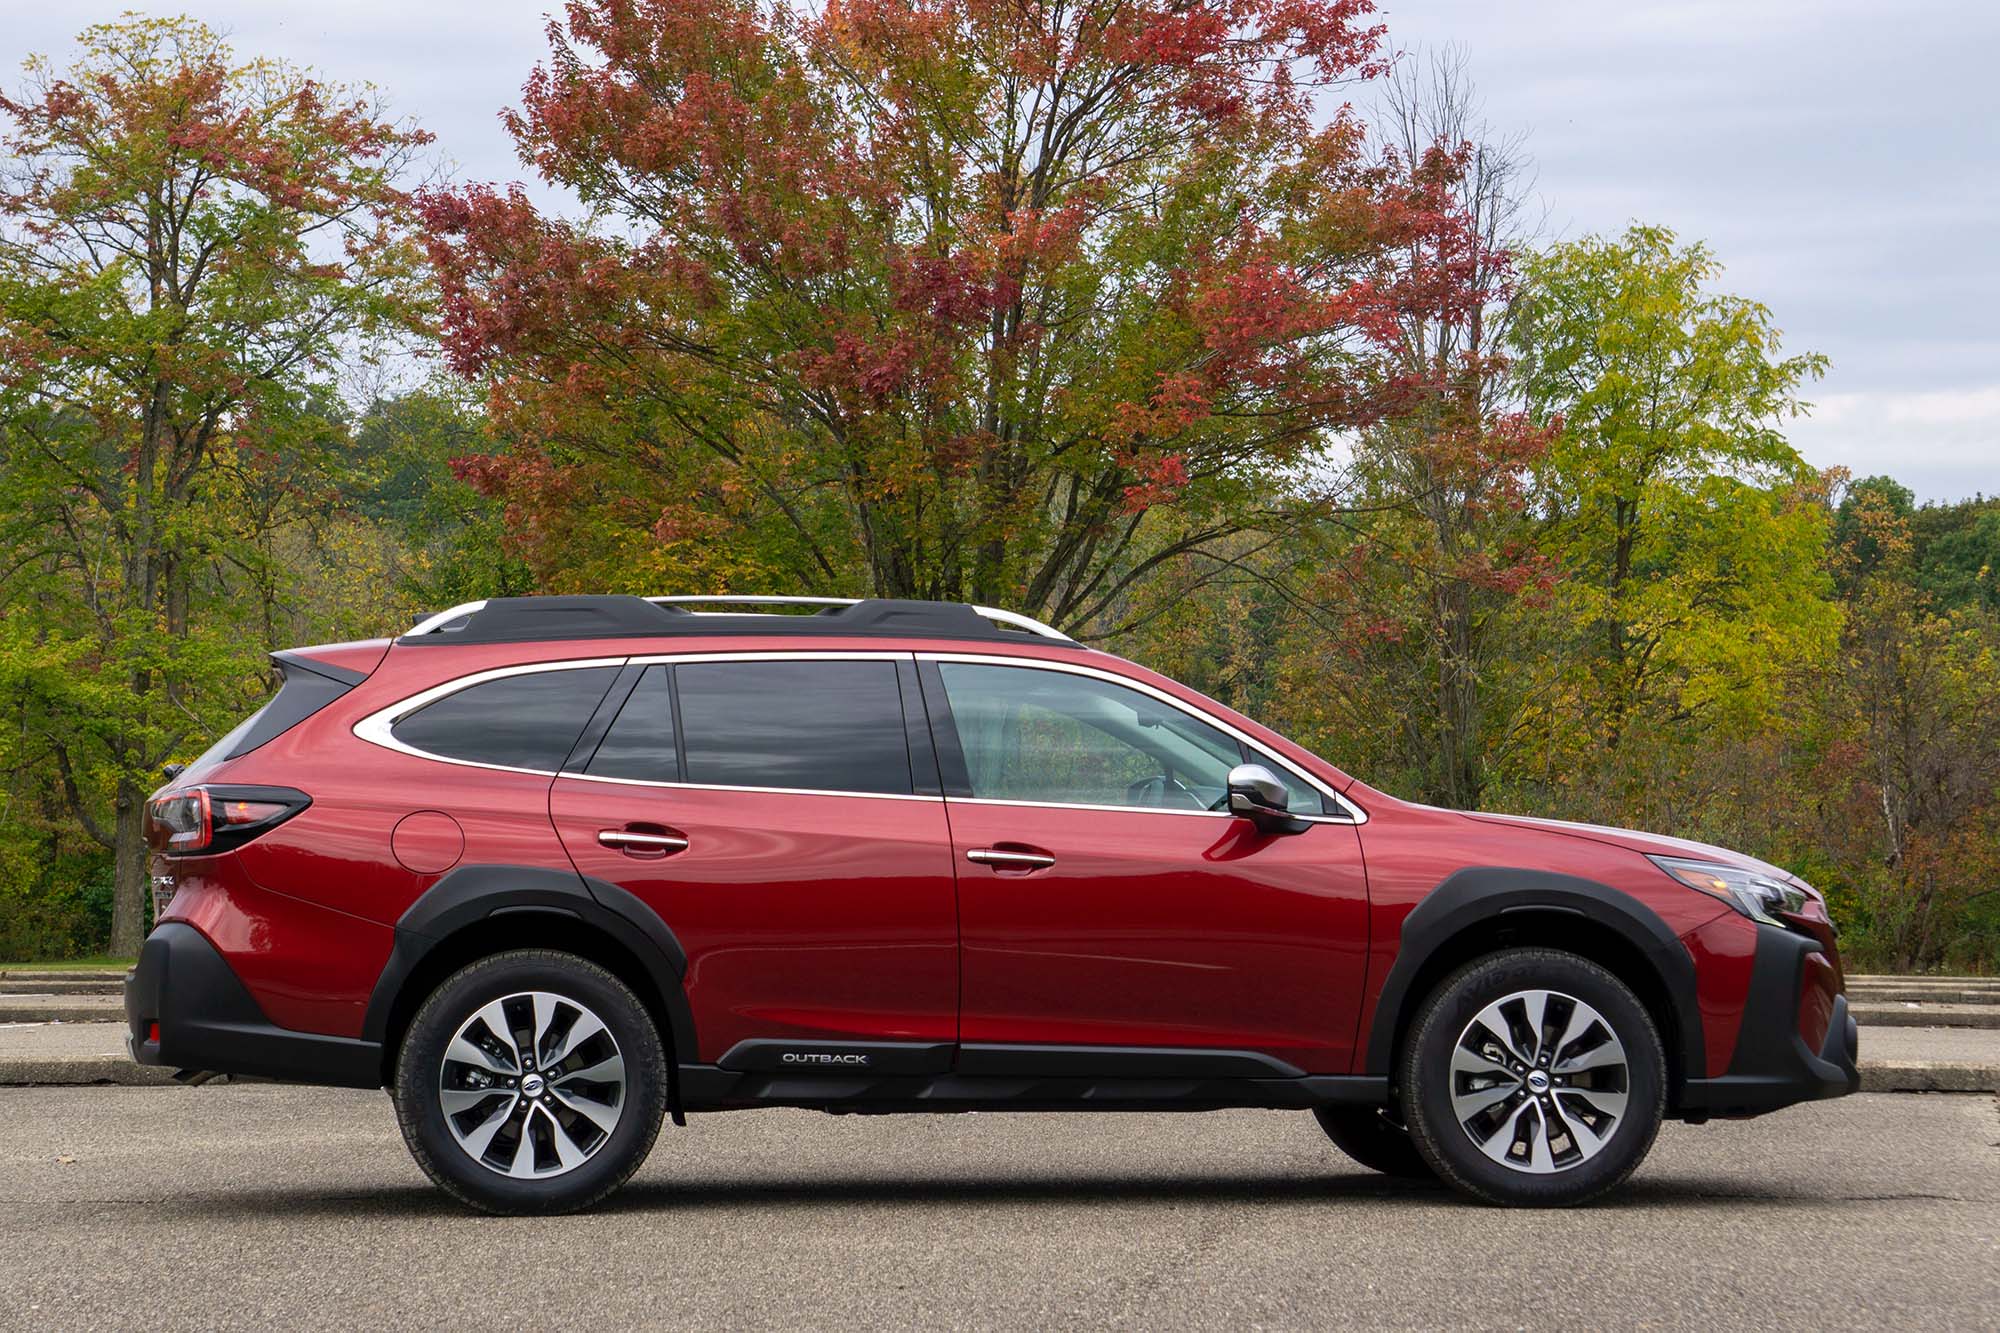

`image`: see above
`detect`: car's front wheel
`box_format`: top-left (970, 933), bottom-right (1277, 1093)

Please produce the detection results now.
top-left (393, 949), bottom-right (667, 1215)
top-left (1399, 948), bottom-right (1665, 1206)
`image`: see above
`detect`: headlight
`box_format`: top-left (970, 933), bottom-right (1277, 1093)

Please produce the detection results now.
top-left (1649, 856), bottom-right (1807, 926)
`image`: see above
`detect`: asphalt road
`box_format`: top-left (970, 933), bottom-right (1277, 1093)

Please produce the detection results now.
top-left (2, 1087), bottom-right (1996, 1330)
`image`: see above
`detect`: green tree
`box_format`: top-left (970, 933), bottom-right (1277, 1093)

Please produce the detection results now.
top-left (0, 17), bottom-right (429, 950)
top-left (1781, 490), bottom-right (2000, 970)
top-left (1507, 226), bottom-right (1837, 786)
top-left (338, 388), bottom-right (535, 610)
top-left (1830, 473), bottom-right (1915, 593)
top-left (1910, 493), bottom-right (2000, 614)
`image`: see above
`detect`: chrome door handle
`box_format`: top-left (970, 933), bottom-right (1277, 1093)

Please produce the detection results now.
top-left (966, 848), bottom-right (1055, 869)
top-left (598, 830), bottom-right (689, 852)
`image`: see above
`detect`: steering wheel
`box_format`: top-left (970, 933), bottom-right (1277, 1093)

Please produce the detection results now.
top-left (1124, 774), bottom-right (1204, 810)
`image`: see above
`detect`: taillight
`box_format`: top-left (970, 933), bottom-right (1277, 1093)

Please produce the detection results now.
top-left (145, 785), bottom-right (310, 855)
top-left (147, 789), bottom-right (211, 852)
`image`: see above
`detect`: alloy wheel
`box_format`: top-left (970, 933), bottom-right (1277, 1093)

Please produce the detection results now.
top-left (1448, 988), bottom-right (1630, 1175)
top-left (438, 990), bottom-right (627, 1179)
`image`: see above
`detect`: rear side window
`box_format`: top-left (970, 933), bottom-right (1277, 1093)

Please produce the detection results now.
top-left (675, 660), bottom-right (911, 795)
top-left (586, 665), bottom-right (679, 781)
top-left (392, 667), bottom-right (618, 771)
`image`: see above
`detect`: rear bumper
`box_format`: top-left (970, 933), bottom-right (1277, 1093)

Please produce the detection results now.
top-left (1678, 924), bottom-right (1860, 1118)
top-left (125, 922), bottom-right (382, 1088)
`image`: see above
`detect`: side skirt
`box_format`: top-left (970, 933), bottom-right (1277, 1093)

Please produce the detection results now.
top-left (682, 1041), bottom-right (1387, 1113)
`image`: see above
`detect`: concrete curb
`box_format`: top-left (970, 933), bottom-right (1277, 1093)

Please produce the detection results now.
top-left (0, 1000), bottom-right (123, 1024)
top-left (1850, 1002), bottom-right (2000, 1029)
top-left (1, 1055), bottom-right (180, 1086)
top-left (0, 980), bottom-right (122, 996)
top-left (1848, 988), bottom-right (2000, 1006)
top-left (1859, 1061), bottom-right (2000, 1093)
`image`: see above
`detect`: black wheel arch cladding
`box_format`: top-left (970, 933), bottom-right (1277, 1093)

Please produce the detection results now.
top-left (1365, 867), bottom-right (1705, 1092)
top-left (364, 863), bottom-right (699, 1069)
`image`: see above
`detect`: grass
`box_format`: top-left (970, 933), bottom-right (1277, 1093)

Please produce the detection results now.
top-left (0, 955), bottom-right (135, 971)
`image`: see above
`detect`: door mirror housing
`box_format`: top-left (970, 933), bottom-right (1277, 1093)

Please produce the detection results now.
top-left (1226, 764), bottom-right (1311, 835)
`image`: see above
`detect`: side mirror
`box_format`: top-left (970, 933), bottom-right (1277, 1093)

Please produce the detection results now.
top-left (1226, 763), bottom-right (1311, 835)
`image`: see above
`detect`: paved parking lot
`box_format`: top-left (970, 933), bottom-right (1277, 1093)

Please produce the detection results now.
top-left (2, 1085), bottom-right (1996, 1330)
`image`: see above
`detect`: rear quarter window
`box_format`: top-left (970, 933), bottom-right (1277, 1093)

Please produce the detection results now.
top-left (391, 667), bottom-right (619, 771)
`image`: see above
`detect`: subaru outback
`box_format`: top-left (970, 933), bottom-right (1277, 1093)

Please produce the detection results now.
top-left (126, 595), bottom-right (1859, 1212)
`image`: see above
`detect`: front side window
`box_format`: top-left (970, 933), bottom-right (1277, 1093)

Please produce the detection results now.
top-left (935, 663), bottom-right (1237, 810)
top-left (935, 662), bottom-right (1324, 814)
top-left (391, 666), bottom-right (619, 771)
top-left (675, 659), bottom-right (912, 795)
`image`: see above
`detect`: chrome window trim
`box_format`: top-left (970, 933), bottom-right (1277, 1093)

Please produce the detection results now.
top-left (920, 652), bottom-right (1368, 825)
top-left (943, 795), bottom-right (1357, 825)
top-left (354, 651), bottom-right (931, 798)
top-left (949, 795), bottom-right (1234, 819)
top-left (352, 647), bottom-right (1367, 822)
top-left (554, 771), bottom-right (943, 803)
top-left (352, 657), bottom-right (629, 777)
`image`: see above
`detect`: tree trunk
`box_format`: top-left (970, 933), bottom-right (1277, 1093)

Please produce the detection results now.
top-left (109, 773), bottom-right (149, 955)
top-left (1603, 495), bottom-right (1637, 749)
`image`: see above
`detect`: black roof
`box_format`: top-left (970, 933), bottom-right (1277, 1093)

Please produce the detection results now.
top-left (397, 596), bottom-right (1084, 648)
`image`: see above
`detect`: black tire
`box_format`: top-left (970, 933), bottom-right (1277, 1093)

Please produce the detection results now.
top-left (1399, 948), bottom-right (1665, 1207)
top-left (1313, 1105), bottom-right (1435, 1179)
top-left (393, 949), bottom-right (667, 1215)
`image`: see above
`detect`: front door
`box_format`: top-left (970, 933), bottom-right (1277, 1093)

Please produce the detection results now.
top-left (551, 654), bottom-right (959, 1066)
top-left (920, 657), bottom-right (1370, 1076)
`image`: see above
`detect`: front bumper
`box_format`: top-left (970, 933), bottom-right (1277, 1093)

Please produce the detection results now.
top-left (1678, 924), bottom-right (1860, 1118)
top-left (125, 922), bottom-right (382, 1087)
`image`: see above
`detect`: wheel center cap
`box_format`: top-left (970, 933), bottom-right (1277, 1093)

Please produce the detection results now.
top-left (521, 1073), bottom-right (546, 1098)
top-left (1525, 1069), bottom-right (1551, 1094)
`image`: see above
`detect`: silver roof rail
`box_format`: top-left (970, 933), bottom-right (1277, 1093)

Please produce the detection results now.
top-left (405, 600), bottom-right (490, 635)
top-left (646, 595), bottom-right (860, 609)
top-left (648, 595), bottom-right (1076, 643)
top-left (403, 594), bottom-right (1076, 643)
top-left (969, 605), bottom-right (1075, 642)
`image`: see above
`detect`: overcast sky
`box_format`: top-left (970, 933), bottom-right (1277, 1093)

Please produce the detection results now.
top-left (6, 0), bottom-right (1995, 500)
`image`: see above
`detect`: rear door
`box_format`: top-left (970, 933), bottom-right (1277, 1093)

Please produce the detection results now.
top-left (921, 655), bottom-right (1370, 1076)
top-left (550, 653), bottom-right (959, 1068)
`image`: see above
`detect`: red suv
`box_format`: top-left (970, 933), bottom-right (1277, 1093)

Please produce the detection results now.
top-left (127, 595), bottom-right (1858, 1212)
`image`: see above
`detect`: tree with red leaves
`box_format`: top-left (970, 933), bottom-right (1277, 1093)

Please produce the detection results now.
top-left (421, 0), bottom-right (1479, 628)
top-left (1283, 51), bottom-right (1557, 809)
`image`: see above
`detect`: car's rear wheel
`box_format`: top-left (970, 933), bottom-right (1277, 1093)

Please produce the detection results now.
top-left (1399, 947), bottom-right (1665, 1206)
top-left (393, 949), bottom-right (667, 1215)
top-left (1313, 1105), bottom-right (1435, 1179)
